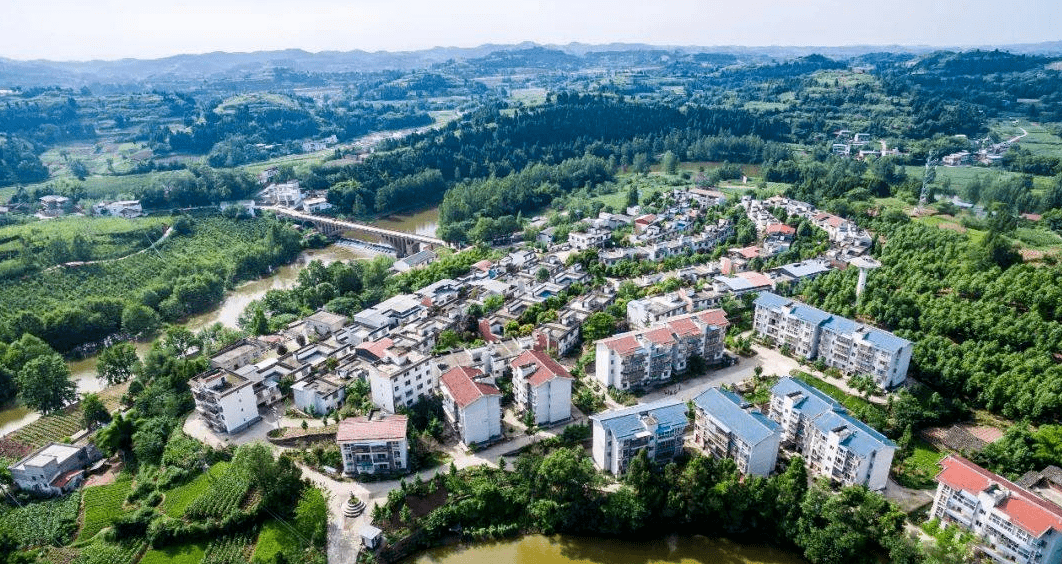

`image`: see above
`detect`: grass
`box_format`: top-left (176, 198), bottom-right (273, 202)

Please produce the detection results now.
top-left (251, 520), bottom-right (304, 563)
top-left (1011, 227), bottom-right (1062, 251)
top-left (139, 541), bottom-right (207, 564)
top-left (792, 371), bottom-right (882, 418)
top-left (894, 438), bottom-right (944, 490)
top-left (73, 539), bottom-right (145, 564)
top-left (9, 409), bottom-right (84, 450)
top-left (160, 461), bottom-right (231, 517)
top-left (78, 478), bottom-right (133, 540)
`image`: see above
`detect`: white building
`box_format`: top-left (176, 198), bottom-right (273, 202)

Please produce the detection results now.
top-left (358, 338), bottom-right (436, 412)
top-left (292, 376), bottom-right (346, 416)
top-left (511, 349), bottom-right (573, 425)
top-left (191, 370), bottom-right (261, 434)
top-left (591, 399), bottom-right (690, 476)
top-left (439, 366), bottom-right (503, 446)
top-left (692, 387), bottom-right (781, 477)
top-left (931, 455), bottom-right (1062, 564)
top-left (626, 288), bottom-right (723, 330)
top-left (754, 292), bottom-right (912, 390)
top-left (595, 309), bottom-right (729, 391)
top-left (92, 200), bottom-right (143, 218)
top-left (768, 377), bottom-right (895, 490)
top-left (569, 228), bottom-right (611, 250)
top-left (394, 250), bottom-right (438, 273)
top-left (8, 443), bottom-right (102, 495)
top-left (337, 414), bottom-right (409, 476)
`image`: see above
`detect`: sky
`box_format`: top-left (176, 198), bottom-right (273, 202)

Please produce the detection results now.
top-left (1, 0), bottom-right (1060, 61)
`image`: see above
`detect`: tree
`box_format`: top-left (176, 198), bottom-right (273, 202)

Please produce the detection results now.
top-left (96, 413), bottom-right (135, 456)
top-left (81, 393), bottom-right (110, 429)
top-left (97, 342), bottom-right (141, 386)
top-left (251, 306), bottom-right (269, 336)
top-left (626, 185), bottom-right (640, 208)
top-left (662, 151), bottom-right (679, 175)
top-left (295, 487), bottom-right (329, 547)
top-left (17, 354), bottom-right (76, 414)
top-left (582, 312), bottom-right (617, 342)
top-left (121, 303), bottom-right (160, 337)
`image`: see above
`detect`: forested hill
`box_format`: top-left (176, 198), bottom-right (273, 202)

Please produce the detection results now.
top-left (323, 94), bottom-right (789, 218)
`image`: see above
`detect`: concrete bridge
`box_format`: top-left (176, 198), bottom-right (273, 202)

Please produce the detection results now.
top-left (262, 206), bottom-right (450, 257)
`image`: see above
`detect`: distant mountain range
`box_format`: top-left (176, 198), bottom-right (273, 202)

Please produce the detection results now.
top-left (2, 41), bottom-right (1061, 88)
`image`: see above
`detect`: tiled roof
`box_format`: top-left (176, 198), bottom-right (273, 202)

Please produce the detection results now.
top-left (937, 455), bottom-right (1062, 537)
top-left (736, 246), bottom-right (761, 259)
top-left (512, 350), bottom-right (571, 386)
top-left (644, 327), bottom-right (676, 345)
top-left (766, 223), bottom-right (796, 235)
top-left (695, 309), bottom-right (729, 328)
top-left (737, 271), bottom-right (774, 288)
top-left (600, 334), bottom-right (642, 356)
top-left (591, 398), bottom-right (689, 440)
top-left (440, 366), bottom-right (499, 408)
top-left (667, 317), bottom-right (701, 337)
top-left (356, 337), bottom-right (394, 360)
top-left (337, 415), bottom-right (408, 442)
top-left (694, 388), bottom-right (779, 446)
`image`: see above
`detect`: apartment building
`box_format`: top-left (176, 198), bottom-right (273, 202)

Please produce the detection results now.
top-left (595, 309), bottom-right (729, 391)
top-left (931, 455), bottom-right (1062, 564)
top-left (754, 292), bottom-right (912, 390)
top-left (337, 414), bottom-right (409, 476)
top-left (357, 337), bottom-right (436, 413)
top-left (591, 398), bottom-right (690, 476)
top-left (292, 376), bottom-right (346, 416)
top-left (511, 349), bottom-right (572, 425)
top-left (191, 370), bottom-right (261, 434)
top-left (692, 387), bottom-right (781, 477)
top-left (569, 228), bottom-right (611, 250)
top-left (626, 288), bottom-right (722, 329)
top-left (439, 366), bottom-right (503, 446)
top-left (769, 377), bottom-right (895, 490)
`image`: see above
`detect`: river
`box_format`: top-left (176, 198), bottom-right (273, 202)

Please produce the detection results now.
top-left (410, 535), bottom-right (805, 564)
top-left (370, 207), bottom-right (440, 238)
top-left (0, 244), bottom-right (377, 437)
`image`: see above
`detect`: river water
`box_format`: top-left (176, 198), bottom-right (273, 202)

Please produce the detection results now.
top-left (411, 535), bottom-right (805, 564)
top-left (370, 207), bottom-right (440, 238)
top-left (0, 244), bottom-right (377, 437)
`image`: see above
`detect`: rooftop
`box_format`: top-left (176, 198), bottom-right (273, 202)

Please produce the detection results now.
top-left (591, 398), bottom-right (689, 439)
top-left (694, 388), bottom-right (779, 446)
top-left (440, 366), bottom-right (500, 408)
top-left (937, 455), bottom-right (1062, 538)
top-left (512, 349), bottom-right (571, 386)
top-left (337, 414), bottom-right (408, 442)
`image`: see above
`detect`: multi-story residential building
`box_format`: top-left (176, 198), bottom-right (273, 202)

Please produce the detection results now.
top-left (626, 288), bottom-right (723, 329)
top-left (511, 349), bottom-right (572, 425)
top-left (692, 387), bottom-right (781, 477)
top-left (931, 455), bottom-right (1062, 564)
top-left (191, 370), bottom-right (261, 434)
top-left (357, 337), bottom-right (436, 413)
top-left (337, 414), bottom-right (409, 476)
top-left (439, 366), bottom-right (502, 446)
top-left (591, 399), bottom-right (690, 476)
top-left (210, 338), bottom-right (269, 371)
top-left (595, 309), bottom-right (728, 391)
top-left (769, 377), bottom-right (895, 490)
top-left (569, 228), bottom-right (611, 250)
top-left (8, 443), bottom-right (103, 495)
top-left (754, 292), bottom-right (912, 390)
top-left (531, 308), bottom-right (585, 356)
top-left (292, 376), bottom-right (346, 416)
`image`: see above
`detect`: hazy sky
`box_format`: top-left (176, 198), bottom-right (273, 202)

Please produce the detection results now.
top-left (2, 0), bottom-right (1060, 61)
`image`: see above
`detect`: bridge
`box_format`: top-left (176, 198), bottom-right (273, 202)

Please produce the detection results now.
top-left (262, 206), bottom-right (451, 257)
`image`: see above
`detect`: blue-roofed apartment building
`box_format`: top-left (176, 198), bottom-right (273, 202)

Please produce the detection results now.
top-left (753, 291), bottom-right (912, 390)
top-left (591, 399), bottom-right (690, 476)
top-left (769, 377), bottom-right (896, 491)
top-left (693, 387), bottom-right (781, 477)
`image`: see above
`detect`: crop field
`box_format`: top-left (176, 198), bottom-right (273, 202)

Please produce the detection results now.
top-left (78, 477), bottom-right (133, 540)
top-left (139, 541), bottom-right (207, 564)
top-left (0, 493), bottom-right (81, 547)
top-left (250, 520), bottom-right (303, 563)
top-left (9, 409), bottom-right (84, 450)
top-left (160, 461), bottom-right (229, 517)
top-left (183, 463), bottom-right (253, 520)
top-left (201, 530), bottom-right (256, 564)
top-left (73, 539), bottom-right (146, 564)
top-left (0, 216), bottom-right (170, 274)
top-left (18, 169), bottom-right (190, 202)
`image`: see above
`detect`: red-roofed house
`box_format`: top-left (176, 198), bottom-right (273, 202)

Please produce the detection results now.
top-left (633, 214), bottom-right (657, 234)
top-left (511, 350), bottom-right (573, 425)
top-left (439, 366), bottom-right (502, 446)
top-left (337, 414), bottom-right (409, 476)
top-left (765, 223), bottom-right (796, 240)
top-left (931, 455), bottom-right (1062, 564)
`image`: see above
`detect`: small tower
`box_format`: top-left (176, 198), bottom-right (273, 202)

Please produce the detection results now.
top-left (849, 256), bottom-right (882, 298)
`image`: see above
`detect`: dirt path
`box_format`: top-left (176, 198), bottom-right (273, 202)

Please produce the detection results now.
top-left (41, 225), bottom-right (174, 273)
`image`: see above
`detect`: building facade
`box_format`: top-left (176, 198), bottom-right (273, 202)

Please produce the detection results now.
top-left (591, 399), bottom-right (690, 476)
top-left (337, 414), bottom-right (409, 476)
top-left (754, 292), bottom-right (912, 390)
top-left (8, 443), bottom-right (103, 495)
top-left (511, 349), bottom-right (573, 425)
top-left (693, 387), bottom-right (781, 477)
top-left (191, 370), bottom-right (261, 434)
top-left (358, 338), bottom-right (436, 413)
top-left (439, 366), bottom-right (503, 446)
top-left (931, 455), bottom-right (1062, 564)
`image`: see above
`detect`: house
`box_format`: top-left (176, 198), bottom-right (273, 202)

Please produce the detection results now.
top-left (754, 292), bottom-right (911, 390)
top-left (292, 376), bottom-right (346, 416)
top-left (439, 366), bottom-right (502, 446)
top-left (713, 271), bottom-right (775, 295)
top-left (511, 350), bottom-right (573, 425)
top-left (357, 338), bottom-right (436, 413)
top-left (337, 414), bottom-right (409, 476)
top-left (591, 399), bottom-right (690, 476)
top-left (768, 378), bottom-right (895, 490)
top-left (693, 387), bottom-right (780, 477)
top-left (687, 188), bottom-right (727, 208)
top-left (595, 309), bottom-right (729, 391)
top-left (626, 288), bottom-right (722, 330)
top-left (92, 200), bottom-right (143, 218)
top-left (931, 455), bottom-right (1062, 564)
top-left (302, 197), bottom-right (333, 213)
top-left (764, 223), bottom-right (796, 241)
top-left (537, 226), bottom-right (557, 245)
top-left (772, 260), bottom-right (832, 284)
top-left (942, 151), bottom-right (973, 167)
top-left (569, 228), bottom-right (611, 250)
top-left (210, 339), bottom-right (269, 371)
top-left (633, 214), bottom-right (657, 234)
top-left (304, 310), bottom-right (349, 336)
top-left (267, 180), bottom-right (304, 208)
top-left (8, 443), bottom-right (103, 495)
top-left (39, 195), bottom-right (70, 217)
top-left (191, 370), bottom-right (261, 434)
top-left (393, 250), bottom-right (437, 273)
